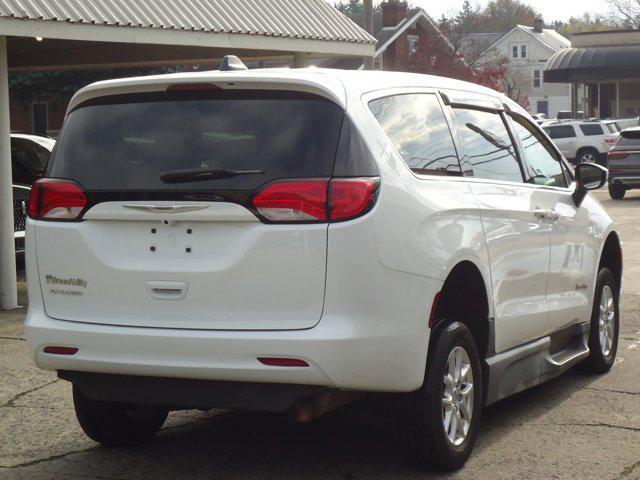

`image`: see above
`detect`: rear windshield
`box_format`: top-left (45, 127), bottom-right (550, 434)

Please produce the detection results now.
top-left (619, 129), bottom-right (640, 146)
top-left (606, 123), bottom-right (619, 134)
top-left (49, 91), bottom-right (344, 193)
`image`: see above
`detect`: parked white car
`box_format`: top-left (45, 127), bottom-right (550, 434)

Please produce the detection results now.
top-left (542, 120), bottom-right (619, 164)
top-left (25, 62), bottom-right (621, 471)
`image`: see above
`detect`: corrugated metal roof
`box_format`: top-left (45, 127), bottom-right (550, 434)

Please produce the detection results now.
top-left (0, 0), bottom-right (377, 44)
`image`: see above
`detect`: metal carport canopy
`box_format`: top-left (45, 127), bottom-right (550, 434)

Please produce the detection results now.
top-left (0, 0), bottom-right (376, 309)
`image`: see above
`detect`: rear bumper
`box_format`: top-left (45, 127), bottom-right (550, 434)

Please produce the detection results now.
top-left (609, 175), bottom-right (640, 187)
top-left (14, 231), bottom-right (25, 255)
top-left (59, 370), bottom-right (328, 412)
top-left (25, 306), bottom-right (432, 393)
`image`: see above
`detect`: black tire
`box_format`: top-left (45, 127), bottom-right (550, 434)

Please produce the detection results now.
top-left (396, 322), bottom-right (483, 471)
top-left (73, 385), bottom-right (168, 446)
top-left (583, 268), bottom-right (620, 373)
top-left (577, 147), bottom-right (600, 164)
top-left (608, 184), bottom-right (626, 200)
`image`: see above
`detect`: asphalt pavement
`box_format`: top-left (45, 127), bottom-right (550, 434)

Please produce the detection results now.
top-left (1, 188), bottom-right (639, 480)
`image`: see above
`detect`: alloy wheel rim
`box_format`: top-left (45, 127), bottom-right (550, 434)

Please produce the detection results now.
top-left (582, 153), bottom-right (596, 163)
top-left (599, 285), bottom-right (615, 357)
top-left (442, 346), bottom-right (474, 447)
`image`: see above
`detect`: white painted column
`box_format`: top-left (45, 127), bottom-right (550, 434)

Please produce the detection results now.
top-left (293, 52), bottom-right (307, 68)
top-left (0, 36), bottom-right (18, 309)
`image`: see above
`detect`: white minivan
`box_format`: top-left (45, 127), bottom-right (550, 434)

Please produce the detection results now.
top-left (25, 63), bottom-right (621, 471)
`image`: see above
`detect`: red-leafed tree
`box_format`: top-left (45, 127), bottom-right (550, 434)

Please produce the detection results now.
top-left (408, 31), bottom-right (509, 93)
top-left (409, 26), bottom-right (532, 111)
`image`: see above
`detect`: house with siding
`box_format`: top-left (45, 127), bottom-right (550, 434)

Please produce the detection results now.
top-left (460, 20), bottom-right (571, 118)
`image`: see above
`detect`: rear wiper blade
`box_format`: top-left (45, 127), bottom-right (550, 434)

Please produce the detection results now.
top-left (160, 168), bottom-right (265, 184)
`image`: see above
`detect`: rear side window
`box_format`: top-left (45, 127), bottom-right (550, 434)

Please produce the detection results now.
top-left (368, 93), bottom-right (461, 176)
top-left (49, 90), bottom-right (344, 198)
top-left (544, 125), bottom-right (576, 139)
top-left (453, 108), bottom-right (523, 183)
top-left (579, 124), bottom-right (604, 136)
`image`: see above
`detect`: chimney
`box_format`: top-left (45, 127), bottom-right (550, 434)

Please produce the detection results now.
top-left (382, 0), bottom-right (407, 28)
top-left (534, 18), bottom-right (544, 33)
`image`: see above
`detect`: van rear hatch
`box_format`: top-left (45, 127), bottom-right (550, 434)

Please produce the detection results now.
top-left (35, 88), bottom-right (345, 330)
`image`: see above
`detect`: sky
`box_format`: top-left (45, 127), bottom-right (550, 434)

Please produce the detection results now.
top-left (416, 0), bottom-right (611, 21)
top-left (333, 0), bottom-right (613, 22)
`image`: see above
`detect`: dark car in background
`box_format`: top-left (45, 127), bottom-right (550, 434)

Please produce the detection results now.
top-left (12, 184), bottom-right (30, 268)
top-left (11, 133), bottom-right (55, 269)
top-left (607, 127), bottom-right (640, 199)
top-left (11, 133), bottom-right (55, 185)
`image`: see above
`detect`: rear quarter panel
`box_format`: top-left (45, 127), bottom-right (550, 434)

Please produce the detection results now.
top-left (348, 89), bottom-right (494, 320)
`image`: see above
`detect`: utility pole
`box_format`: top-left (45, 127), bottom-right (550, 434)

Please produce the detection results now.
top-left (364, 0), bottom-right (374, 70)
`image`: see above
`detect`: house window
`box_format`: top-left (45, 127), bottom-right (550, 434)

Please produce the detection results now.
top-left (537, 101), bottom-right (549, 117)
top-left (408, 35), bottom-right (419, 56)
top-left (511, 43), bottom-right (528, 59)
top-left (32, 102), bottom-right (48, 136)
top-left (533, 70), bottom-right (542, 88)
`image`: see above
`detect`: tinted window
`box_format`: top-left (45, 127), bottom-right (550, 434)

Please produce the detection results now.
top-left (618, 131), bottom-right (640, 146)
top-left (544, 125), bottom-right (577, 139)
top-left (511, 116), bottom-right (567, 188)
top-left (369, 94), bottom-right (461, 176)
top-left (333, 117), bottom-right (379, 177)
top-left (50, 91), bottom-right (344, 198)
top-left (11, 138), bottom-right (50, 172)
top-left (579, 124), bottom-right (604, 136)
top-left (453, 108), bottom-right (522, 183)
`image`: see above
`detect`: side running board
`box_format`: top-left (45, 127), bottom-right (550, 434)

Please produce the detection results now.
top-left (485, 322), bottom-right (590, 406)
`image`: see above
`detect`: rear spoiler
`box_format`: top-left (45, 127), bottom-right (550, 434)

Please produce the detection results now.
top-left (621, 129), bottom-right (640, 139)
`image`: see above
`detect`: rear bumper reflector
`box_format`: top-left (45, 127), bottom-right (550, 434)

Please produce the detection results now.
top-left (258, 357), bottom-right (309, 367)
top-left (43, 346), bottom-right (78, 355)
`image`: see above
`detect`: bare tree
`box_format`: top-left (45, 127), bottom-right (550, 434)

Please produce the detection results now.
top-left (608, 0), bottom-right (640, 28)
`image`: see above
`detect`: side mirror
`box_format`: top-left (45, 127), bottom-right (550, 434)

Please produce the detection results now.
top-left (573, 163), bottom-right (608, 206)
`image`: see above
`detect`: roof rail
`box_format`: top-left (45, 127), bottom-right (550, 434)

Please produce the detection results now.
top-left (220, 55), bottom-right (248, 72)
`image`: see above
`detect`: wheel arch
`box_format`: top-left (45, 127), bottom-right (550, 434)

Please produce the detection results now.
top-left (430, 260), bottom-right (492, 360)
top-left (598, 230), bottom-right (622, 296)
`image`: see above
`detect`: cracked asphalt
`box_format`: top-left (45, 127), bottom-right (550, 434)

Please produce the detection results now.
top-left (1, 189), bottom-right (640, 480)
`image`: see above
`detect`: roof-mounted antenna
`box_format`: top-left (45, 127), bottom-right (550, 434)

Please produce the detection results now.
top-left (220, 55), bottom-right (248, 71)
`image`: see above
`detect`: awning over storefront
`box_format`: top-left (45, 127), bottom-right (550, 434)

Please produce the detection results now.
top-left (545, 44), bottom-right (640, 82)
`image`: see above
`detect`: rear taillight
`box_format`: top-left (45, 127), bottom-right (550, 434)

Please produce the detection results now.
top-left (253, 180), bottom-right (328, 222)
top-left (604, 137), bottom-right (617, 144)
top-left (28, 179), bottom-right (87, 221)
top-left (608, 151), bottom-right (629, 160)
top-left (252, 178), bottom-right (379, 223)
top-left (329, 178), bottom-right (379, 221)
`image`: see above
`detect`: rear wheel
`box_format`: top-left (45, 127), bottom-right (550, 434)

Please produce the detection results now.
top-left (578, 148), bottom-right (600, 164)
top-left (73, 385), bottom-right (168, 446)
top-left (583, 268), bottom-right (619, 373)
top-left (609, 184), bottom-right (626, 199)
top-left (397, 322), bottom-right (482, 471)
